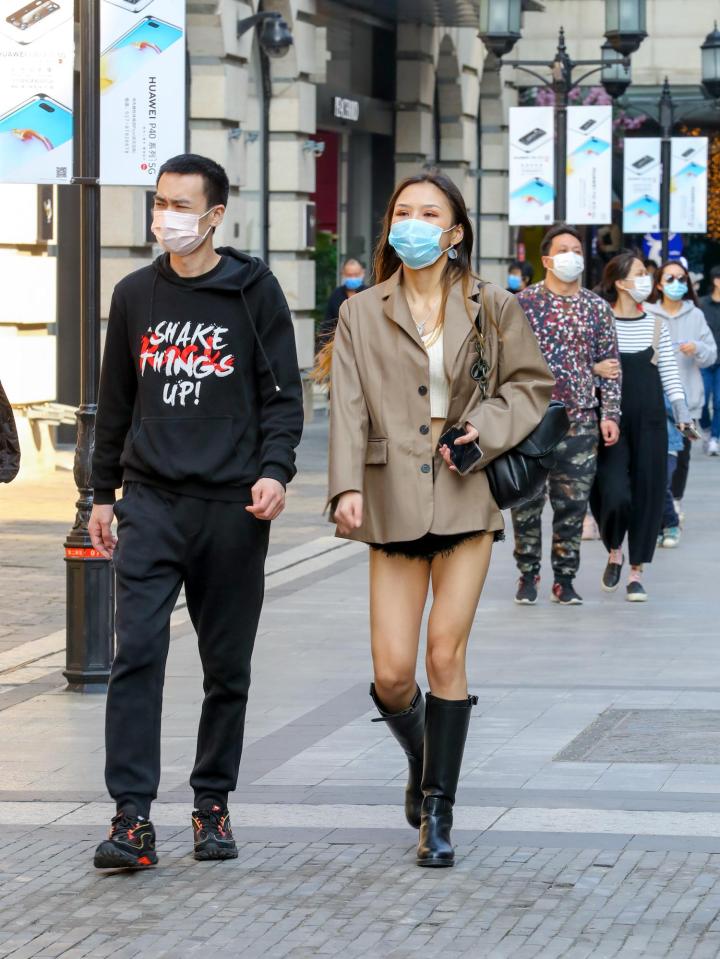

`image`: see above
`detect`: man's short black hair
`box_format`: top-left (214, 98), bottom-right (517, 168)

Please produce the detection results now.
top-left (540, 223), bottom-right (582, 258)
top-left (710, 264), bottom-right (720, 282)
top-left (510, 259), bottom-right (534, 282)
top-left (157, 153), bottom-right (230, 208)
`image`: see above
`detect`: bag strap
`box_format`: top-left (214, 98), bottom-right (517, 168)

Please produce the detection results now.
top-left (470, 283), bottom-right (491, 400)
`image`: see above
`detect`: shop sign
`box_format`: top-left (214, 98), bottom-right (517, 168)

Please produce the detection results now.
top-left (0, 0), bottom-right (75, 184)
top-left (623, 138), bottom-right (661, 233)
top-left (100, 0), bottom-right (186, 185)
top-left (508, 107), bottom-right (555, 226)
top-left (566, 105), bottom-right (612, 225)
top-left (670, 137), bottom-right (708, 234)
top-left (333, 96), bottom-right (360, 122)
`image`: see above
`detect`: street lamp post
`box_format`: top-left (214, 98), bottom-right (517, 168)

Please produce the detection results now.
top-left (63, 0), bottom-right (114, 691)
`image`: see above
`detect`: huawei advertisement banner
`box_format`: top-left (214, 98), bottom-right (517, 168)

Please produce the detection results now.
top-left (0, 0), bottom-right (74, 184)
top-left (670, 137), bottom-right (708, 234)
top-left (565, 106), bottom-right (612, 224)
top-left (623, 138), bottom-right (662, 234)
top-left (100, 0), bottom-right (186, 186)
top-left (508, 107), bottom-right (555, 226)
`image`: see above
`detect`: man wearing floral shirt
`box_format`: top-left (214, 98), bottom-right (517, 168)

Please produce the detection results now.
top-left (513, 224), bottom-right (621, 606)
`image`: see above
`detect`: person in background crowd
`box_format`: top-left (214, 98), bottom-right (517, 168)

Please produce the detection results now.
top-left (507, 260), bottom-right (533, 293)
top-left (325, 171), bottom-right (553, 867)
top-left (646, 260), bottom-right (717, 536)
top-left (644, 259), bottom-right (658, 286)
top-left (317, 258), bottom-right (368, 348)
top-left (89, 153), bottom-right (304, 870)
top-left (699, 265), bottom-right (720, 456)
top-left (513, 224), bottom-right (621, 607)
top-left (660, 396), bottom-right (688, 549)
top-left (591, 254), bottom-right (690, 602)
top-left (0, 378), bottom-right (20, 484)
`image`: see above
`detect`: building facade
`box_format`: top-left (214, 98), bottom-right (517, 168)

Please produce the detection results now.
top-left (0, 0), bottom-right (718, 472)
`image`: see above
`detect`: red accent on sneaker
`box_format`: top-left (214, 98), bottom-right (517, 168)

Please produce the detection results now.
top-left (137, 856), bottom-right (152, 866)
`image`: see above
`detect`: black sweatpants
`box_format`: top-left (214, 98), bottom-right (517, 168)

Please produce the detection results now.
top-left (670, 435), bottom-right (692, 501)
top-left (105, 482), bottom-right (270, 818)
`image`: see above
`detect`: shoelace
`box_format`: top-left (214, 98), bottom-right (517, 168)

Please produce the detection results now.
top-left (109, 812), bottom-right (145, 842)
top-left (195, 806), bottom-right (229, 837)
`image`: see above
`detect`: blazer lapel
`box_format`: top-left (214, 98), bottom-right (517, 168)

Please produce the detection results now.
top-left (443, 277), bottom-right (481, 382)
top-left (381, 268), bottom-right (424, 349)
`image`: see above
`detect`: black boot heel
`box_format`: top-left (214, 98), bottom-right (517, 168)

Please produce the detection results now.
top-left (370, 684), bottom-right (425, 829)
top-left (416, 693), bottom-right (477, 868)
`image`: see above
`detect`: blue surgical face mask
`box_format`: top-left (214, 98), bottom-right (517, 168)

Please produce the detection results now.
top-left (664, 279), bottom-right (688, 301)
top-left (507, 274), bottom-right (522, 292)
top-left (342, 276), bottom-right (364, 290)
top-left (388, 218), bottom-right (457, 271)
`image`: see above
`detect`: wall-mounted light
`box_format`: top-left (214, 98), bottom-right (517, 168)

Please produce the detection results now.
top-left (302, 139), bottom-right (326, 157)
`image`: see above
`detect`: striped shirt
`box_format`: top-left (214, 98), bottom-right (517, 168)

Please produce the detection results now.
top-left (614, 314), bottom-right (685, 404)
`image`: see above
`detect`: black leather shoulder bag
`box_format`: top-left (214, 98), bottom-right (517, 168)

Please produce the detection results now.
top-left (471, 286), bottom-right (569, 511)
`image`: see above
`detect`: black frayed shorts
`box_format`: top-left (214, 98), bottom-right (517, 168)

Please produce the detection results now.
top-left (369, 529), bottom-right (504, 562)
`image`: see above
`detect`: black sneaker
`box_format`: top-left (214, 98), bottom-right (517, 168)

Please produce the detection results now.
top-left (94, 809), bottom-right (157, 869)
top-left (551, 581), bottom-right (583, 605)
top-left (192, 804), bottom-right (238, 861)
top-left (626, 581), bottom-right (648, 603)
top-left (601, 554), bottom-right (624, 592)
top-left (515, 574), bottom-right (539, 605)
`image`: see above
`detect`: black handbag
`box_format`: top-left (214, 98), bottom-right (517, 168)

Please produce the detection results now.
top-left (471, 288), bottom-right (569, 511)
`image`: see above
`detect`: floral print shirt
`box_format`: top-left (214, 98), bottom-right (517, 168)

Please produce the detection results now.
top-left (517, 282), bottom-right (621, 423)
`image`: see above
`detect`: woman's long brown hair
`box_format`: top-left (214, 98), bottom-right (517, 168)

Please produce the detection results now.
top-left (312, 169), bottom-right (478, 384)
top-left (647, 259), bottom-right (700, 307)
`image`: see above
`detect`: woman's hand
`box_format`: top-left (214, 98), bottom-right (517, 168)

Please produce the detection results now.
top-left (335, 491), bottom-right (363, 534)
top-left (593, 358), bottom-right (620, 380)
top-left (438, 423), bottom-right (480, 472)
top-left (679, 341), bottom-right (697, 356)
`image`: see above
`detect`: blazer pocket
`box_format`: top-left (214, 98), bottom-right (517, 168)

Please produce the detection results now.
top-left (365, 438), bottom-right (388, 465)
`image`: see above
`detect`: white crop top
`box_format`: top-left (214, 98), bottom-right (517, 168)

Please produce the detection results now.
top-left (422, 330), bottom-right (450, 419)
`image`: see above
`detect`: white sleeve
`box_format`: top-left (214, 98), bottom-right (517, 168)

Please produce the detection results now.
top-left (657, 323), bottom-right (685, 403)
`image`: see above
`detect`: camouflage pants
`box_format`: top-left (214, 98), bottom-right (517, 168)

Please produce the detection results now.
top-left (511, 417), bottom-right (599, 582)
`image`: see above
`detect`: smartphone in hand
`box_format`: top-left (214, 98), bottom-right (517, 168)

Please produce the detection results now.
top-left (438, 427), bottom-right (483, 476)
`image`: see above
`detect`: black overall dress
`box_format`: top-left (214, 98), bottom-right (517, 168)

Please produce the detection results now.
top-left (590, 317), bottom-right (667, 566)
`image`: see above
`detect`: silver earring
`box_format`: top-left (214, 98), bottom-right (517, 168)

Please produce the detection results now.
top-left (447, 247), bottom-right (458, 260)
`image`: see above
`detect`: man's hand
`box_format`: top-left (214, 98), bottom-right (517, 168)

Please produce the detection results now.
top-left (679, 341), bottom-right (697, 356)
top-left (600, 419), bottom-right (620, 447)
top-left (335, 491), bottom-right (363, 535)
top-left (246, 478), bottom-right (286, 521)
top-left (439, 423), bottom-right (480, 473)
top-left (593, 358), bottom-right (620, 380)
top-left (88, 504), bottom-right (117, 559)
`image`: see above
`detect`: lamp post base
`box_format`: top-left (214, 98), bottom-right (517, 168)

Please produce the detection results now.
top-left (63, 548), bottom-right (115, 691)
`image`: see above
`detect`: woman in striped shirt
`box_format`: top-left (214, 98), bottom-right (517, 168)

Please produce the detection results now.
top-left (590, 253), bottom-right (690, 602)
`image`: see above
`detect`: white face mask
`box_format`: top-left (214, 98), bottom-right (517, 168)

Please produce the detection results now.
top-left (550, 251), bottom-right (584, 283)
top-left (624, 275), bottom-right (653, 304)
top-left (151, 208), bottom-right (216, 256)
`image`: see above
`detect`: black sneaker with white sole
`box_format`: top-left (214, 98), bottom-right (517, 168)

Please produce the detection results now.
top-left (192, 804), bottom-right (238, 861)
top-left (515, 574), bottom-right (539, 605)
top-left (94, 809), bottom-right (157, 869)
top-left (601, 555), bottom-right (624, 592)
top-left (551, 581), bottom-right (583, 605)
top-left (626, 581), bottom-right (648, 602)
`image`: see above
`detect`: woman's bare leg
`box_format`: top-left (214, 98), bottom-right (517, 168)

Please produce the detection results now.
top-left (370, 549), bottom-right (431, 711)
top-left (426, 533), bottom-right (493, 698)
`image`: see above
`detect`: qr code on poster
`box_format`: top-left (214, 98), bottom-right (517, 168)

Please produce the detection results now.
top-left (56, 167), bottom-right (67, 178)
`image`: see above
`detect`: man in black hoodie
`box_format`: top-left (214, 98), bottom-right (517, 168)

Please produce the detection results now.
top-left (89, 154), bottom-right (303, 869)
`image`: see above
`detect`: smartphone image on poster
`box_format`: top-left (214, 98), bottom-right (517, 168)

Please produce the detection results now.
top-left (512, 127), bottom-right (552, 155)
top-left (570, 136), bottom-right (610, 161)
top-left (104, 0), bottom-right (156, 11)
top-left (674, 161), bottom-right (706, 181)
top-left (0, 93), bottom-right (72, 178)
top-left (510, 177), bottom-right (555, 207)
top-left (0, 0), bottom-right (73, 45)
top-left (100, 16), bottom-right (183, 93)
top-left (624, 194), bottom-right (661, 217)
top-left (631, 154), bottom-right (658, 173)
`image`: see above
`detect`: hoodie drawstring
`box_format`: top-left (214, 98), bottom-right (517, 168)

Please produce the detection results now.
top-left (240, 287), bottom-right (281, 394)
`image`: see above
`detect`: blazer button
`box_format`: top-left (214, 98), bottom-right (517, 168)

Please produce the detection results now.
top-left (420, 464), bottom-right (431, 474)
top-left (418, 385), bottom-right (428, 396)
top-left (419, 424), bottom-right (430, 435)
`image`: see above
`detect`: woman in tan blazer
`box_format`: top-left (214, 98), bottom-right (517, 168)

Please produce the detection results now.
top-left (323, 171), bottom-right (554, 867)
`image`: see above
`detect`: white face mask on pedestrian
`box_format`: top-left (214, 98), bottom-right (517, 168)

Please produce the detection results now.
top-left (549, 251), bottom-right (585, 283)
top-left (151, 207), bottom-right (217, 256)
top-left (623, 275), bottom-right (653, 304)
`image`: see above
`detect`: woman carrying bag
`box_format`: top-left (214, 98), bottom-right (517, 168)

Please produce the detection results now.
top-left (322, 171), bottom-right (554, 867)
top-left (591, 254), bottom-right (690, 602)
top-left (0, 379), bottom-right (20, 484)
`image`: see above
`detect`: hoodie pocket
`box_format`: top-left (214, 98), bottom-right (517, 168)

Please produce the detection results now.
top-left (123, 416), bottom-right (237, 483)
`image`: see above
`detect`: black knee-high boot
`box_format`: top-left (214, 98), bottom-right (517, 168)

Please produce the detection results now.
top-left (416, 692), bottom-right (477, 867)
top-left (370, 684), bottom-right (425, 829)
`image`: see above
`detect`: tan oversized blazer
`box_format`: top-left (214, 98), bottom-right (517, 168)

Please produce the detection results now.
top-left (327, 269), bottom-right (555, 543)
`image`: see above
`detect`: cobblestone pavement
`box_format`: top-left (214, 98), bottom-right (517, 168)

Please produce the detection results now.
top-left (1, 421), bottom-right (719, 957)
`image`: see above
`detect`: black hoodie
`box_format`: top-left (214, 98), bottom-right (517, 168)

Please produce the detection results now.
top-left (91, 248), bottom-right (304, 504)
